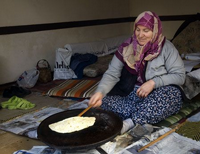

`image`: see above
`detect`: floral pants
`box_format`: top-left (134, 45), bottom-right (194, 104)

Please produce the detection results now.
top-left (101, 85), bottom-right (183, 125)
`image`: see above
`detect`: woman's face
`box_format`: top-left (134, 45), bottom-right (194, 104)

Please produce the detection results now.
top-left (135, 25), bottom-right (153, 46)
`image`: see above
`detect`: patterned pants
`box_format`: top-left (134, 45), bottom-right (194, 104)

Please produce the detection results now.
top-left (101, 85), bottom-right (183, 125)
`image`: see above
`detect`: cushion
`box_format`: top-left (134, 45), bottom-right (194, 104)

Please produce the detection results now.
top-left (172, 20), bottom-right (200, 55)
top-left (46, 79), bottom-right (100, 98)
top-left (83, 54), bottom-right (113, 77)
top-left (172, 20), bottom-right (200, 99)
top-left (182, 74), bottom-right (200, 99)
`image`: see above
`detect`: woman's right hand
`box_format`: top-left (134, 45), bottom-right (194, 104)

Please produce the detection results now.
top-left (88, 92), bottom-right (103, 108)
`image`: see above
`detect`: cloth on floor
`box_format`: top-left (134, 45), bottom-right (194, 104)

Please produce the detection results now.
top-left (3, 86), bottom-right (31, 98)
top-left (1, 96), bottom-right (35, 110)
top-left (0, 93), bottom-right (64, 123)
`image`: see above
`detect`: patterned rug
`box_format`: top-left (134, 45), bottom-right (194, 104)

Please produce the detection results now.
top-left (155, 101), bottom-right (200, 127)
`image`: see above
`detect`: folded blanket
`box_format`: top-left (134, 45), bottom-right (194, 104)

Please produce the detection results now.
top-left (70, 53), bottom-right (98, 78)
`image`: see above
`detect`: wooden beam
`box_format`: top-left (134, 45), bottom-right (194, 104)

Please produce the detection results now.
top-left (0, 14), bottom-right (199, 35)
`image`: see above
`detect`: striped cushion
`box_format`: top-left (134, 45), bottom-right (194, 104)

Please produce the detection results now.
top-left (46, 79), bottom-right (99, 98)
top-left (155, 101), bottom-right (200, 127)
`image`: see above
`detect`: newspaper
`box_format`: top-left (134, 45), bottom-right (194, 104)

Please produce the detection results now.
top-left (0, 99), bottom-right (88, 139)
top-left (12, 127), bottom-right (173, 154)
top-left (183, 52), bottom-right (200, 72)
top-left (13, 146), bottom-right (101, 154)
top-left (12, 116), bottom-right (200, 154)
top-left (0, 107), bottom-right (64, 138)
top-left (183, 60), bottom-right (200, 72)
top-left (117, 111), bottom-right (200, 154)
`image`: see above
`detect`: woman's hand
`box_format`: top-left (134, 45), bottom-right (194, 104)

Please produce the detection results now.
top-left (88, 92), bottom-right (104, 108)
top-left (136, 80), bottom-right (155, 98)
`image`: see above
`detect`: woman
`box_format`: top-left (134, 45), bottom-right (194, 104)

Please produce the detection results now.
top-left (88, 11), bottom-right (186, 134)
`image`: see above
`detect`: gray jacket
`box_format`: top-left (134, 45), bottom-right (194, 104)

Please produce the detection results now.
top-left (96, 40), bottom-right (186, 96)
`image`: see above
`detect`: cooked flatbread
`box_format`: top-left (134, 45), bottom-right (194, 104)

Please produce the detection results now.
top-left (49, 116), bottom-right (96, 133)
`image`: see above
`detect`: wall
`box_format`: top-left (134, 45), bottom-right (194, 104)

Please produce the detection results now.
top-left (0, 0), bottom-right (131, 84)
top-left (1, 0), bottom-right (200, 84)
top-left (130, 0), bottom-right (200, 39)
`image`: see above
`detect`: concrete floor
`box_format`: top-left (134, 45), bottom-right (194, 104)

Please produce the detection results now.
top-left (0, 130), bottom-right (45, 154)
top-left (0, 95), bottom-right (59, 153)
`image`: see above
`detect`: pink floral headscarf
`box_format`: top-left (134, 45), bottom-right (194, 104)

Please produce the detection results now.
top-left (115, 11), bottom-right (166, 83)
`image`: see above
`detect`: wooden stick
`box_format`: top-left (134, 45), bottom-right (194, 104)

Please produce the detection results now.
top-left (78, 105), bottom-right (93, 117)
top-left (137, 121), bottom-right (186, 152)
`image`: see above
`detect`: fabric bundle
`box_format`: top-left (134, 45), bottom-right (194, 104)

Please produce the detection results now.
top-left (70, 53), bottom-right (98, 78)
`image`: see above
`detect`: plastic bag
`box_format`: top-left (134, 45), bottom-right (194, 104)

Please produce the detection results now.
top-left (17, 69), bottom-right (39, 88)
top-left (53, 48), bottom-right (77, 80)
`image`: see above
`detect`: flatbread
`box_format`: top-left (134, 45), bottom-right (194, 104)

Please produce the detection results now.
top-left (49, 116), bottom-right (96, 133)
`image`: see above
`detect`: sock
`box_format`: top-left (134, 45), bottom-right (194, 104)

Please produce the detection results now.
top-left (120, 118), bottom-right (135, 134)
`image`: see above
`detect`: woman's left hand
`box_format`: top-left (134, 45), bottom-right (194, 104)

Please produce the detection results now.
top-left (136, 80), bottom-right (155, 98)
